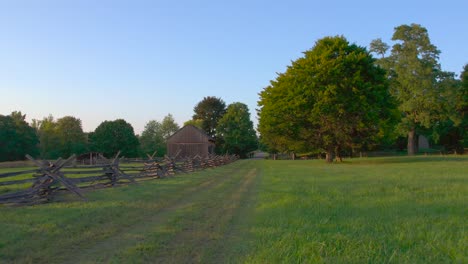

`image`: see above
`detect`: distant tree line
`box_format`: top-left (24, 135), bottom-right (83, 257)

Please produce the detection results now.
top-left (0, 99), bottom-right (258, 161)
top-left (258, 23), bottom-right (467, 162)
top-left (0, 112), bottom-right (142, 161)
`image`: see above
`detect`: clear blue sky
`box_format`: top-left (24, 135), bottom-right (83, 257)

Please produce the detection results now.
top-left (1, 0), bottom-right (467, 134)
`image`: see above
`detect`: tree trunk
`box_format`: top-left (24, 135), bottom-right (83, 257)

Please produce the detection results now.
top-left (325, 149), bottom-right (334, 163)
top-left (407, 129), bottom-right (417, 155)
top-left (335, 146), bottom-right (343, 162)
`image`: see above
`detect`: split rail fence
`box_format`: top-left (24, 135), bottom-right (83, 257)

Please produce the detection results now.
top-left (0, 152), bottom-right (238, 205)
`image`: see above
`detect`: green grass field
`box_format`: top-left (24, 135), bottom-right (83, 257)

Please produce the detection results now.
top-left (0, 156), bottom-right (466, 263)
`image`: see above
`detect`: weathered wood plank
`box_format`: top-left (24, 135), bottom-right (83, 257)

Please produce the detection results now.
top-left (0, 178), bottom-right (36, 186)
top-left (0, 189), bottom-right (36, 201)
top-left (68, 175), bottom-right (107, 184)
top-left (26, 154), bottom-right (86, 200)
top-left (62, 170), bottom-right (104, 175)
top-left (0, 169), bottom-right (38, 178)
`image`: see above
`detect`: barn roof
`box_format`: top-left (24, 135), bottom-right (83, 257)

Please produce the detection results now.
top-left (167, 125), bottom-right (215, 143)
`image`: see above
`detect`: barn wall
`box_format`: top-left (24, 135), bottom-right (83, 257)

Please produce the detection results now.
top-left (167, 125), bottom-right (215, 158)
top-left (167, 126), bottom-right (209, 144)
top-left (168, 143), bottom-right (210, 157)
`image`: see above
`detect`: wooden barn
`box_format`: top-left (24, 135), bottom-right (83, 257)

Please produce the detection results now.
top-left (76, 152), bottom-right (106, 165)
top-left (167, 125), bottom-right (215, 158)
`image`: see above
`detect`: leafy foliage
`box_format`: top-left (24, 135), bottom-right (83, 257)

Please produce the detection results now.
top-left (192, 96), bottom-right (226, 137)
top-left (139, 120), bottom-right (166, 157)
top-left (460, 64), bottom-right (468, 146)
top-left (372, 24), bottom-right (461, 154)
top-left (369, 38), bottom-right (389, 58)
top-left (434, 65), bottom-right (468, 152)
top-left (35, 115), bottom-right (61, 159)
top-left (90, 119), bottom-right (139, 158)
top-left (56, 116), bottom-right (87, 158)
top-left (35, 115), bottom-right (87, 159)
top-left (258, 36), bottom-right (395, 161)
top-left (389, 24), bottom-right (442, 129)
top-left (184, 119), bottom-right (203, 129)
top-left (390, 25), bottom-right (441, 154)
top-left (139, 114), bottom-right (180, 157)
top-left (160, 114), bottom-right (180, 140)
top-left (216, 102), bottom-right (257, 158)
top-left (0, 112), bottom-right (39, 161)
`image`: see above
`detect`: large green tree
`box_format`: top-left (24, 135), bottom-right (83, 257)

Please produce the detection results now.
top-left (461, 64), bottom-right (468, 148)
top-left (139, 114), bottom-right (180, 157)
top-left (139, 120), bottom-right (165, 156)
top-left (160, 114), bottom-right (180, 140)
top-left (35, 115), bottom-right (87, 159)
top-left (36, 115), bottom-right (61, 159)
top-left (90, 119), bottom-right (139, 158)
top-left (0, 115), bottom-right (17, 161)
top-left (56, 116), bottom-right (87, 157)
top-left (192, 96), bottom-right (226, 137)
top-left (140, 120), bottom-right (166, 156)
top-left (434, 65), bottom-right (468, 153)
top-left (258, 36), bottom-right (395, 162)
top-left (382, 24), bottom-right (445, 155)
top-left (216, 102), bottom-right (257, 158)
top-left (0, 112), bottom-right (39, 161)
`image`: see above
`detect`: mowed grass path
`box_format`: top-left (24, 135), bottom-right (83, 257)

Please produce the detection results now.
top-left (0, 156), bottom-right (466, 263)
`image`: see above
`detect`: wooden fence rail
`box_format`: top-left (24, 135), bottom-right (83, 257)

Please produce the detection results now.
top-left (0, 170), bottom-right (38, 178)
top-left (0, 153), bottom-right (238, 205)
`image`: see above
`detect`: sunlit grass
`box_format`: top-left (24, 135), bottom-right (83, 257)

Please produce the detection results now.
top-left (244, 156), bottom-right (467, 263)
top-left (0, 156), bottom-right (466, 263)
top-left (0, 161), bottom-right (251, 262)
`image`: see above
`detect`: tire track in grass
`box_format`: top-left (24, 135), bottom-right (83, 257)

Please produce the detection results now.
top-left (62, 161), bottom-right (253, 263)
top-left (210, 162), bottom-right (261, 262)
top-left (148, 164), bottom-right (259, 263)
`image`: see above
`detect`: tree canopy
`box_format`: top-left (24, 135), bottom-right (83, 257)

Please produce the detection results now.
top-left (369, 38), bottom-right (389, 58)
top-left (434, 64), bottom-right (468, 153)
top-left (139, 114), bottom-right (180, 157)
top-left (192, 96), bottom-right (226, 137)
top-left (216, 102), bottom-right (257, 158)
top-left (34, 115), bottom-right (87, 159)
top-left (371, 24), bottom-right (457, 155)
top-left (139, 120), bottom-right (165, 156)
top-left (184, 119), bottom-right (203, 129)
top-left (258, 36), bottom-right (395, 162)
top-left (56, 116), bottom-right (87, 158)
top-left (461, 64), bottom-right (468, 147)
top-left (160, 114), bottom-right (180, 140)
top-left (0, 112), bottom-right (38, 161)
top-left (90, 119), bottom-right (139, 158)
